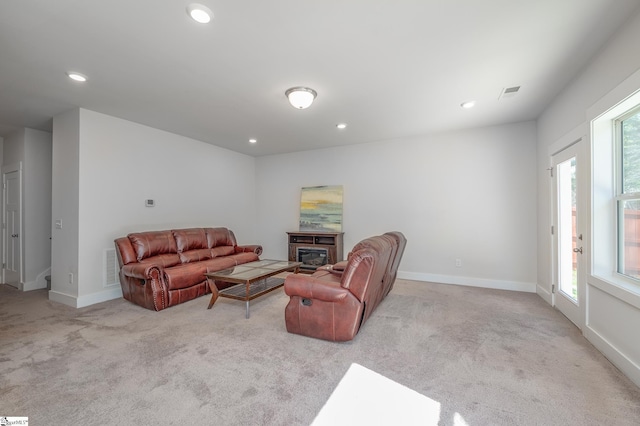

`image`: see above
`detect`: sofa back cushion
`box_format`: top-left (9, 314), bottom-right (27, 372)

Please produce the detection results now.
top-left (128, 230), bottom-right (178, 261)
top-left (205, 227), bottom-right (236, 248)
top-left (115, 237), bottom-right (137, 266)
top-left (172, 228), bottom-right (208, 252)
top-left (383, 231), bottom-right (407, 287)
top-left (341, 236), bottom-right (392, 307)
top-left (340, 248), bottom-right (378, 302)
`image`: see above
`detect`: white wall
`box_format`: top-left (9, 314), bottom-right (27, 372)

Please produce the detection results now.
top-left (2, 128), bottom-right (52, 291)
top-left (256, 121), bottom-right (538, 292)
top-left (2, 130), bottom-right (24, 287)
top-left (23, 128), bottom-right (52, 290)
top-left (51, 109), bottom-right (80, 303)
top-left (3, 129), bottom-right (24, 165)
top-left (0, 137), bottom-right (3, 273)
top-left (536, 9), bottom-right (640, 386)
top-left (51, 108), bottom-right (257, 307)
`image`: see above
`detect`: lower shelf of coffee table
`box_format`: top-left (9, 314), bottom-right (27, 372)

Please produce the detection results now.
top-left (218, 277), bottom-right (285, 301)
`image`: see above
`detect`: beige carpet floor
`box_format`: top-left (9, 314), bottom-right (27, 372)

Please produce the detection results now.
top-left (1, 279), bottom-right (639, 425)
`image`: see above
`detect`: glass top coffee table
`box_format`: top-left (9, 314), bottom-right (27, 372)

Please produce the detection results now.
top-left (205, 259), bottom-right (302, 318)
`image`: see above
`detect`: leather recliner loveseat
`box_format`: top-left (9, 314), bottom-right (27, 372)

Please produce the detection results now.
top-left (114, 227), bottom-right (262, 311)
top-left (283, 232), bottom-right (406, 341)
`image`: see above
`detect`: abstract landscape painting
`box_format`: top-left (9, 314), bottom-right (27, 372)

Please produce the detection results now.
top-left (299, 185), bottom-right (343, 232)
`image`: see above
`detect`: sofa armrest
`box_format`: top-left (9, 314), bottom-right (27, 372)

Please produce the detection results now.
top-left (118, 263), bottom-right (167, 311)
top-left (121, 263), bottom-right (162, 280)
top-left (284, 274), bottom-right (350, 303)
top-left (235, 245), bottom-right (263, 256)
top-left (328, 260), bottom-right (348, 274)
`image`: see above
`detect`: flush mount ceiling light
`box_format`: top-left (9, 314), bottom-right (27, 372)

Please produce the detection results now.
top-left (285, 87), bottom-right (317, 109)
top-left (336, 123), bottom-right (347, 129)
top-left (187, 3), bottom-right (213, 23)
top-left (461, 101), bottom-right (475, 109)
top-left (249, 138), bottom-right (257, 144)
top-left (66, 72), bottom-right (87, 82)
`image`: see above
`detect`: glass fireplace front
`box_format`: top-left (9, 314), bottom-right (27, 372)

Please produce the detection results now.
top-left (296, 247), bottom-right (329, 270)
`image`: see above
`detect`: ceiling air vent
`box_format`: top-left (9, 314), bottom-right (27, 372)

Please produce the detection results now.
top-left (499, 86), bottom-right (521, 99)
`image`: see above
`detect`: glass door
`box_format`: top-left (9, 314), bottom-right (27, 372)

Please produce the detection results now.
top-left (552, 140), bottom-right (584, 328)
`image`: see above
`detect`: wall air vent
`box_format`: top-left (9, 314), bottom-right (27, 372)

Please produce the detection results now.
top-left (103, 248), bottom-right (119, 287)
top-left (499, 86), bottom-right (521, 99)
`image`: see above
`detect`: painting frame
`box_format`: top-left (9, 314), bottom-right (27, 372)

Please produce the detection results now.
top-left (299, 185), bottom-right (343, 232)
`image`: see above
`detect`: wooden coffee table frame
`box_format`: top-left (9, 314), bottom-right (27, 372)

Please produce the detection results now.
top-left (205, 260), bottom-right (302, 318)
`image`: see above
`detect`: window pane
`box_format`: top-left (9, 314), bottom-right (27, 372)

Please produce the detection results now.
top-left (622, 111), bottom-right (640, 193)
top-left (559, 157), bottom-right (578, 300)
top-left (619, 199), bottom-right (640, 280)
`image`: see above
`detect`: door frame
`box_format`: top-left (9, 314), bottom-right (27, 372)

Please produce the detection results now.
top-left (2, 162), bottom-right (23, 288)
top-left (549, 131), bottom-right (586, 330)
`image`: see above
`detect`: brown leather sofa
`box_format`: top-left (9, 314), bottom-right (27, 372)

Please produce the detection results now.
top-left (284, 232), bottom-right (406, 341)
top-left (115, 227), bottom-right (262, 311)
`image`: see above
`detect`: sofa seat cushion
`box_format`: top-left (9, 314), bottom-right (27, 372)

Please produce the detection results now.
top-left (201, 256), bottom-right (237, 271)
top-left (139, 253), bottom-right (180, 268)
top-left (228, 251), bottom-right (259, 264)
top-left (212, 246), bottom-right (235, 257)
top-left (310, 269), bottom-right (342, 284)
top-left (164, 263), bottom-right (208, 291)
top-left (179, 248), bottom-right (213, 263)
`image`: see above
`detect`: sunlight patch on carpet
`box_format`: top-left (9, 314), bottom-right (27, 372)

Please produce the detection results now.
top-left (312, 363), bottom-right (461, 425)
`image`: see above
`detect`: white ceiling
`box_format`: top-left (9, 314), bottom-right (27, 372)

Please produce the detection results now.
top-left (1, 0), bottom-right (639, 156)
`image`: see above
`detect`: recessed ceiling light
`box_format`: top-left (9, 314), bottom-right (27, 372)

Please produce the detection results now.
top-left (187, 3), bottom-right (213, 24)
top-left (67, 72), bottom-right (87, 82)
top-left (336, 123), bottom-right (347, 129)
top-left (249, 138), bottom-right (257, 144)
top-left (461, 101), bottom-right (475, 109)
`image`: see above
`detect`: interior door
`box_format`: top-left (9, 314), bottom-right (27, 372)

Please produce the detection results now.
top-left (551, 140), bottom-right (584, 329)
top-left (3, 169), bottom-right (22, 288)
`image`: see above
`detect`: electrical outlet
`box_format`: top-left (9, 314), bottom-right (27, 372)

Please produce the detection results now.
top-left (68, 273), bottom-right (73, 284)
top-left (455, 258), bottom-right (462, 268)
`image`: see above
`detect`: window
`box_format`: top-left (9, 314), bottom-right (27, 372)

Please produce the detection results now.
top-left (590, 76), bottom-right (640, 293)
top-left (617, 108), bottom-right (640, 280)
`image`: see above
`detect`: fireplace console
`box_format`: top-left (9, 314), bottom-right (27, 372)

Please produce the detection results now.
top-left (287, 231), bottom-right (344, 273)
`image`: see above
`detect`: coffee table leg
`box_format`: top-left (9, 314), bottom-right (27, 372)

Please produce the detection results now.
top-left (245, 281), bottom-right (251, 319)
top-left (207, 280), bottom-right (219, 309)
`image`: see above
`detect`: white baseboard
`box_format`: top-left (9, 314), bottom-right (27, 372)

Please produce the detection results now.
top-left (49, 287), bottom-right (123, 308)
top-left (77, 287), bottom-right (123, 308)
top-left (536, 284), bottom-right (553, 305)
top-left (23, 280), bottom-right (46, 291)
top-left (584, 325), bottom-right (640, 388)
top-left (397, 271), bottom-right (536, 293)
top-left (22, 268), bottom-right (52, 291)
top-left (48, 290), bottom-right (78, 307)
